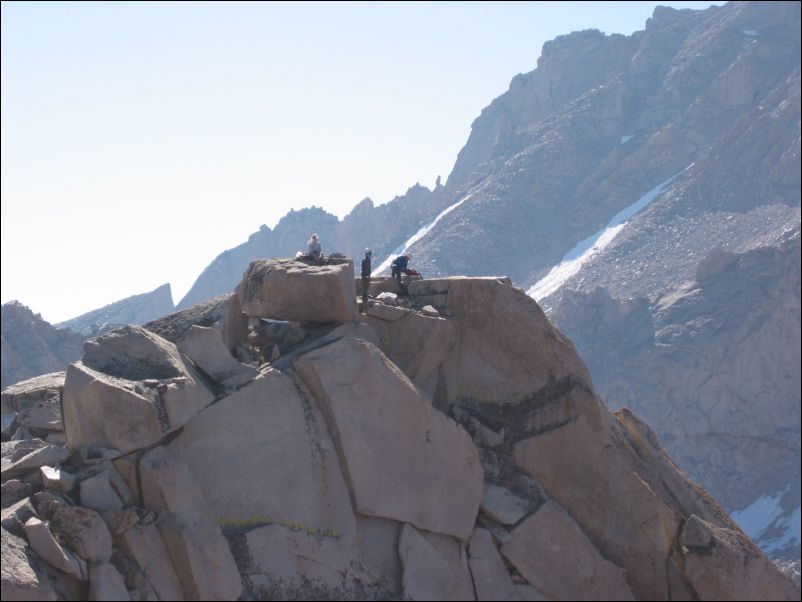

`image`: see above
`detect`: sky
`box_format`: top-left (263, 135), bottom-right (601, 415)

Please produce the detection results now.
top-left (1, 1), bottom-right (723, 324)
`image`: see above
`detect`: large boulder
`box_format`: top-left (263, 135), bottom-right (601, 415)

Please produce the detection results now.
top-left (398, 523), bottom-right (475, 601)
top-left (1, 372), bottom-right (65, 435)
top-left (139, 446), bottom-right (242, 601)
top-left (2, 480), bottom-right (36, 510)
top-left (480, 483), bottom-right (535, 527)
top-left (143, 294), bottom-right (231, 344)
top-left (356, 516), bottom-right (404, 594)
top-left (236, 258), bottom-right (357, 322)
top-left (362, 310), bottom-right (457, 406)
top-left (1, 527), bottom-right (57, 601)
top-left (500, 501), bottom-right (633, 601)
top-left (80, 325), bottom-right (189, 381)
top-left (295, 335), bottom-right (483, 541)
top-left (167, 369), bottom-right (357, 547)
top-left (175, 325), bottom-right (258, 390)
top-left (467, 527), bottom-right (520, 602)
top-left (372, 278), bottom-right (592, 407)
top-left (49, 507), bottom-right (112, 564)
top-left (1, 498), bottom-right (37, 537)
top-left (62, 326), bottom-right (214, 454)
top-left (1, 439), bottom-right (69, 479)
top-left (681, 515), bottom-right (800, 600)
top-left (117, 524), bottom-right (184, 601)
top-left (510, 386), bottom-right (681, 600)
top-left (438, 278), bottom-right (592, 403)
top-left (87, 563), bottom-right (129, 601)
top-left (1, 372), bottom-right (65, 417)
top-left (23, 517), bottom-right (87, 580)
top-left (169, 367), bottom-right (399, 598)
top-left (239, 521), bottom-right (392, 601)
top-left (272, 321), bottom-right (380, 371)
top-left (220, 292), bottom-right (248, 353)
top-left (79, 471), bottom-right (124, 512)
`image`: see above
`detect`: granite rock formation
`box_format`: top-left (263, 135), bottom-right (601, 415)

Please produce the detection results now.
top-left (2, 262), bottom-right (797, 600)
top-left (174, 1), bottom-right (800, 565)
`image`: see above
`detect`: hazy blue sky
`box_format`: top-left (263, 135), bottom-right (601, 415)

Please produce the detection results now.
top-left (1, 1), bottom-right (723, 323)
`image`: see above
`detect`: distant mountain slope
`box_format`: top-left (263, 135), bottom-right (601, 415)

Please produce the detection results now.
top-left (534, 54), bottom-right (801, 560)
top-left (552, 232), bottom-right (801, 559)
top-left (183, 2), bottom-right (799, 296)
top-left (1, 301), bottom-right (84, 389)
top-left (177, 184), bottom-right (450, 309)
top-left (535, 62), bottom-right (800, 304)
top-left (57, 283), bottom-right (174, 335)
top-left (409, 1), bottom-right (800, 284)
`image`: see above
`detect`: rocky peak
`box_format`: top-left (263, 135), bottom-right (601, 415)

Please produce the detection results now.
top-left (448, 28), bottom-right (640, 190)
top-left (3, 259), bottom-right (799, 600)
top-left (645, 5), bottom-right (702, 30)
top-left (537, 28), bottom-right (607, 63)
top-left (56, 284), bottom-right (174, 337)
top-left (1, 302), bottom-right (84, 390)
top-left (345, 197), bottom-right (375, 219)
top-left (276, 205), bottom-right (338, 226)
top-left (2, 301), bottom-right (43, 323)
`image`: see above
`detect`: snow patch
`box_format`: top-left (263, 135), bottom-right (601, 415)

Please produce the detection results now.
top-left (763, 506), bottom-right (801, 554)
top-left (374, 193), bottom-right (474, 274)
top-left (732, 489), bottom-right (801, 554)
top-left (527, 166), bottom-right (690, 301)
top-left (732, 492), bottom-right (785, 540)
top-left (620, 135), bottom-right (634, 144)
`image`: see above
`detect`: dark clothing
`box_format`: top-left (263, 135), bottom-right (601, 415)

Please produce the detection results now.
top-left (361, 256), bottom-right (372, 306)
top-left (391, 255), bottom-right (408, 288)
top-left (393, 255), bottom-right (409, 272)
top-left (391, 256), bottom-right (410, 293)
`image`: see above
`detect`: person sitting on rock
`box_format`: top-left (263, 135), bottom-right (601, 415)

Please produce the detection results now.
top-left (361, 248), bottom-right (372, 308)
top-left (308, 233), bottom-right (323, 265)
top-left (391, 253), bottom-right (411, 291)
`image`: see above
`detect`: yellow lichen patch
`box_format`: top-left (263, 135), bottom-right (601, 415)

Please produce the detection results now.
top-left (218, 515), bottom-right (339, 538)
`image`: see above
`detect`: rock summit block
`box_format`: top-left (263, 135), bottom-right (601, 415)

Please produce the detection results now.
top-left (236, 258), bottom-right (357, 323)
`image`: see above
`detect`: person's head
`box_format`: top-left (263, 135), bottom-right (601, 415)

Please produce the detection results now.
top-left (365, 248), bottom-right (372, 258)
top-left (311, 233), bottom-right (319, 240)
top-left (405, 253), bottom-right (412, 261)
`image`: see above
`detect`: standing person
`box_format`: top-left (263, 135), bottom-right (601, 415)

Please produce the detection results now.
top-left (308, 233), bottom-right (323, 264)
top-left (390, 253), bottom-right (411, 289)
top-left (361, 248), bottom-right (372, 308)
